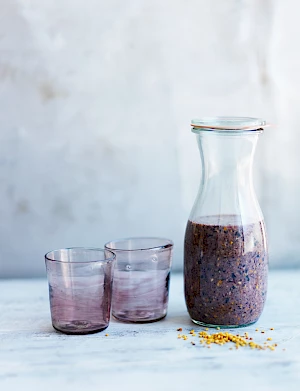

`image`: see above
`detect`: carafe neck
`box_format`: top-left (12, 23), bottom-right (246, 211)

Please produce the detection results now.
top-left (190, 132), bottom-right (263, 224)
top-left (199, 132), bottom-right (257, 187)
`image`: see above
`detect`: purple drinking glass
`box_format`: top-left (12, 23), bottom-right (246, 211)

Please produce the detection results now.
top-left (104, 237), bottom-right (173, 323)
top-left (45, 247), bottom-right (115, 334)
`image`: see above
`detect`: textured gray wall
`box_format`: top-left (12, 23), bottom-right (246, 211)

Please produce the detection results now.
top-left (0, 0), bottom-right (298, 277)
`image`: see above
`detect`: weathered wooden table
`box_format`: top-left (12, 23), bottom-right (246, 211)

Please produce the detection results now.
top-left (0, 271), bottom-right (300, 391)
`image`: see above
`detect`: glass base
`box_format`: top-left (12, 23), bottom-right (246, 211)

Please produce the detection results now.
top-left (113, 313), bottom-right (167, 324)
top-left (53, 321), bottom-right (108, 335)
top-left (191, 318), bottom-right (258, 329)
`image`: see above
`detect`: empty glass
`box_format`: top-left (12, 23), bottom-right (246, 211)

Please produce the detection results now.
top-left (104, 237), bottom-right (173, 323)
top-left (45, 247), bottom-right (115, 334)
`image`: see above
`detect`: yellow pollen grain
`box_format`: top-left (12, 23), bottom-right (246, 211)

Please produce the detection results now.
top-left (178, 329), bottom-right (277, 352)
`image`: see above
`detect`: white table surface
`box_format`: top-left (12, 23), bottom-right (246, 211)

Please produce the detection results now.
top-left (0, 270), bottom-right (300, 391)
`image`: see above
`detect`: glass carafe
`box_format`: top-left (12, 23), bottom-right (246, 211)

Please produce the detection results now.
top-left (184, 117), bottom-right (268, 328)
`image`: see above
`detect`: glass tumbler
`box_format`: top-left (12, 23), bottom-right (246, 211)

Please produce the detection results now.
top-left (105, 237), bottom-right (173, 323)
top-left (45, 247), bottom-right (115, 334)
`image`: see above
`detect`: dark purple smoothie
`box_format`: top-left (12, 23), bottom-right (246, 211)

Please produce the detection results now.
top-left (184, 215), bottom-right (268, 327)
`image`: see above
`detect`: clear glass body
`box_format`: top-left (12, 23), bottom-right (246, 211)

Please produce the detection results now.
top-left (105, 237), bottom-right (173, 323)
top-left (184, 118), bottom-right (268, 328)
top-left (45, 248), bottom-right (115, 334)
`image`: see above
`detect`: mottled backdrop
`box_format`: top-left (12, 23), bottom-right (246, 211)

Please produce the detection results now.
top-left (0, 0), bottom-right (297, 277)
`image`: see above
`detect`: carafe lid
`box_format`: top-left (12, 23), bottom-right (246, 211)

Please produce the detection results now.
top-left (191, 117), bottom-right (268, 132)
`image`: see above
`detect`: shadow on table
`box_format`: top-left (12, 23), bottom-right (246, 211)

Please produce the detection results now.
top-left (36, 323), bottom-right (59, 334)
top-left (165, 314), bottom-right (194, 326)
